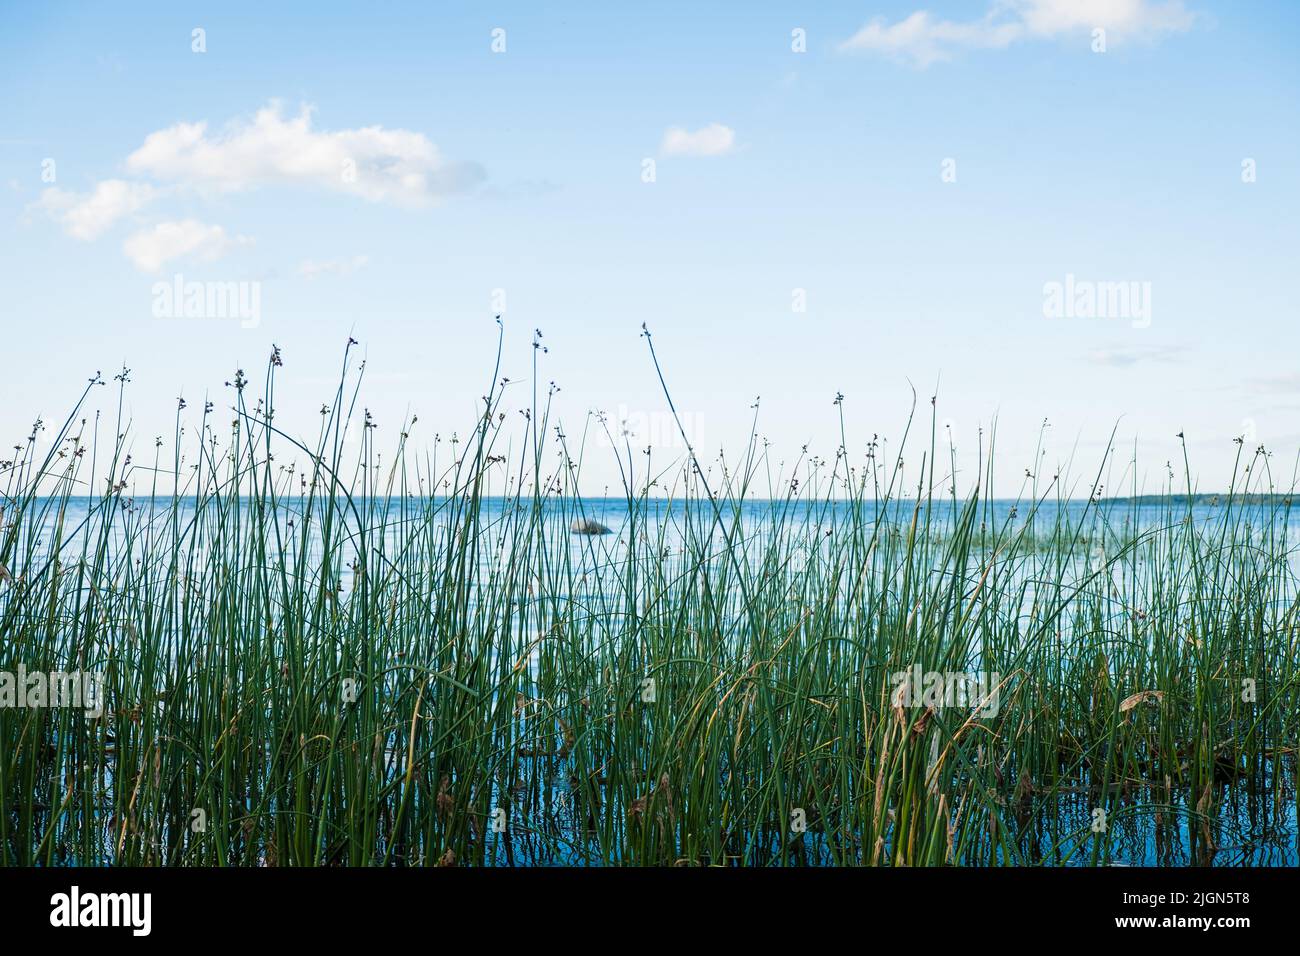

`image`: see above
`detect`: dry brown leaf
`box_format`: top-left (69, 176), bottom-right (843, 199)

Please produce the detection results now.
top-left (1119, 690), bottom-right (1164, 713)
top-left (1195, 781), bottom-right (1213, 816)
top-left (889, 675), bottom-right (910, 723)
top-left (436, 775), bottom-right (454, 818)
top-left (910, 707), bottom-right (934, 737)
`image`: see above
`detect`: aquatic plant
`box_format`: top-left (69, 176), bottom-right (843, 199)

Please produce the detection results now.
top-left (1, 332), bottom-right (1296, 866)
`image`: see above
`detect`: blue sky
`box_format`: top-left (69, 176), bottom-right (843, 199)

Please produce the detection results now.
top-left (2, 1), bottom-right (1298, 496)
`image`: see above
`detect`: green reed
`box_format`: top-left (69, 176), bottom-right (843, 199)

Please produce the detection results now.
top-left (1, 332), bottom-right (1297, 866)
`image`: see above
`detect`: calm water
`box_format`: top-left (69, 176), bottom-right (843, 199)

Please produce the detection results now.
top-left (7, 494), bottom-right (1297, 866)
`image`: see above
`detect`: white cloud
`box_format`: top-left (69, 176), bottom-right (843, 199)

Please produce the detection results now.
top-left (1085, 344), bottom-right (1187, 367)
top-left (34, 179), bottom-right (156, 240)
top-left (29, 103), bottom-right (480, 272)
top-left (1015, 0), bottom-right (1195, 35)
top-left (299, 254), bottom-right (369, 279)
top-left (840, 0), bottom-right (1195, 67)
top-left (126, 102), bottom-right (484, 206)
top-left (660, 123), bottom-right (736, 158)
top-left (122, 219), bottom-right (252, 273)
top-left (840, 12), bottom-right (1022, 67)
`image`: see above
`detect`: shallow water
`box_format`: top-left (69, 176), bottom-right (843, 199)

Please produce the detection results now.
top-left (6, 494), bottom-right (1297, 866)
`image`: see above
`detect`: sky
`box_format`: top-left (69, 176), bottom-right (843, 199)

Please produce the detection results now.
top-left (2, 0), bottom-right (1298, 498)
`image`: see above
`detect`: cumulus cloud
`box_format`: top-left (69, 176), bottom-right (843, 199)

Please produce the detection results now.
top-left (122, 219), bottom-right (252, 273)
top-left (34, 179), bottom-right (157, 240)
top-left (1015, 0), bottom-right (1195, 35)
top-left (840, 0), bottom-right (1195, 67)
top-left (298, 254), bottom-right (369, 279)
top-left (125, 102), bottom-right (484, 206)
top-left (660, 123), bottom-right (736, 158)
top-left (28, 103), bottom-right (481, 273)
top-left (839, 12), bottom-right (1022, 67)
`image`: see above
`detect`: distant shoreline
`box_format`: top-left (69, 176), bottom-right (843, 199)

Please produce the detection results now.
top-left (13, 493), bottom-right (1295, 506)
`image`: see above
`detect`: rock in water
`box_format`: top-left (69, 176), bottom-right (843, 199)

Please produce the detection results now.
top-left (570, 517), bottom-right (612, 535)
